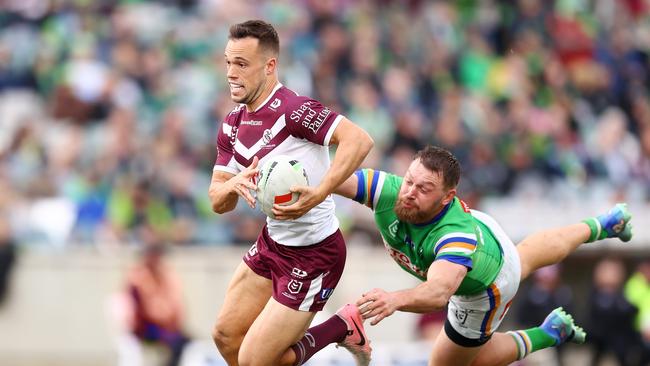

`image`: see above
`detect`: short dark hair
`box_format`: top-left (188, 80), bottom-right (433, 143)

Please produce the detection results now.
top-left (415, 145), bottom-right (460, 189)
top-left (229, 20), bottom-right (280, 56)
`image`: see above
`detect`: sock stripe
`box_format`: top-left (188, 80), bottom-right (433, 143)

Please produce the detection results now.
top-left (508, 331), bottom-right (527, 360)
top-left (594, 218), bottom-right (602, 240)
top-left (518, 331), bottom-right (532, 356)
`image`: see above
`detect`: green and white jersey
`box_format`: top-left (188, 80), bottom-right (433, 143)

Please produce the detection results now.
top-left (353, 169), bottom-right (504, 296)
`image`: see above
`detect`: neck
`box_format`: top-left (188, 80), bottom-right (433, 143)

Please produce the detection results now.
top-left (246, 77), bottom-right (279, 112)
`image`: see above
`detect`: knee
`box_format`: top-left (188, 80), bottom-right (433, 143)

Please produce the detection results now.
top-left (212, 321), bottom-right (239, 359)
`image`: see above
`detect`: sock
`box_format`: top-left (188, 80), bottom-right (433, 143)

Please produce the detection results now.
top-left (290, 315), bottom-right (347, 366)
top-left (507, 328), bottom-right (557, 360)
top-left (582, 217), bottom-right (603, 243)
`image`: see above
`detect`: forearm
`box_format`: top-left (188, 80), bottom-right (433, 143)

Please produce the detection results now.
top-left (319, 130), bottom-right (372, 197)
top-left (208, 180), bottom-right (239, 213)
top-left (394, 282), bottom-right (451, 313)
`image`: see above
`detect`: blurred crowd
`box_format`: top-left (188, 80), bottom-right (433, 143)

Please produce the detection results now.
top-left (0, 0), bottom-right (650, 247)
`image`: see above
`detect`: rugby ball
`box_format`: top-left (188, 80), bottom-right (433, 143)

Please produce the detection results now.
top-left (256, 155), bottom-right (309, 218)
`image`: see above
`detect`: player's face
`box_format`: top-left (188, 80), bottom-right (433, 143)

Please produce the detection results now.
top-left (395, 159), bottom-right (456, 224)
top-left (224, 37), bottom-right (270, 106)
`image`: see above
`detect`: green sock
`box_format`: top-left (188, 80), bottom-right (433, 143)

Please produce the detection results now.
top-left (507, 328), bottom-right (557, 360)
top-left (582, 217), bottom-right (602, 243)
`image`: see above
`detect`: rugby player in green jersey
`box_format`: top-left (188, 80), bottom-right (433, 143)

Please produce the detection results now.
top-left (333, 145), bottom-right (633, 366)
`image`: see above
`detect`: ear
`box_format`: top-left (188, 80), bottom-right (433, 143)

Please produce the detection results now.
top-left (442, 188), bottom-right (456, 205)
top-left (265, 57), bottom-right (277, 75)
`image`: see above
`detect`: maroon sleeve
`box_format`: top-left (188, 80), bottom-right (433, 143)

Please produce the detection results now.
top-left (284, 96), bottom-right (342, 145)
top-left (214, 113), bottom-right (239, 174)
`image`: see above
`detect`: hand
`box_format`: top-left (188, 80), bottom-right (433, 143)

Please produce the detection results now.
top-left (356, 288), bottom-right (399, 326)
top-left (230, 157), bottom-right (259, 208)
top-left (272, 185), bottom-right (326, 220)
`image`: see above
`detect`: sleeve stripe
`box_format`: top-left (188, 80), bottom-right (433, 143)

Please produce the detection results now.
top-left (366, 169), bottom-right (374, 207)
top-left (434, 236), bottom-right (477, 253)
top-left (323, 115), bottom-right (343, 146)
top-left (438, 247), bottom-right (475, 256)
top-left (353, 170), bottom-right (366, 203)
top-left (213, 165), bottom-right (238, 175)
top-left (368, 169), bottom-right (380, 208)
top-left (438, 242), bottom-right (476, 252)
top-left (436, 255), bottom-right (473, 269)
top-left (371, 171), bottom-right (385, 209)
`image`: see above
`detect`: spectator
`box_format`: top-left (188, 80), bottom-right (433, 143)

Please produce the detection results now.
top-left (0, 216), bottom-right (15, 306)
top-left (588, 258), bottom-right (640, 366)
top-left (516, 264), bottom-right (574, 366)
top-left (126, 244), bottom-right (190, 366)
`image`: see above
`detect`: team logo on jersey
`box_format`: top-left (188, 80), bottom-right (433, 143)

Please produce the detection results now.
top-left (270, 98), bottom-right (281, 110)
top-left (262, 129), bottom-right (273, 145)
top-left (287, 279), bottom-right (303, 294)
top-left (388, 220), bottom-right (399, 238)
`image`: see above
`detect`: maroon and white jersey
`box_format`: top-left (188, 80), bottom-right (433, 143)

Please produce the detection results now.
top-left (214, 83), bottom-right (343, 246)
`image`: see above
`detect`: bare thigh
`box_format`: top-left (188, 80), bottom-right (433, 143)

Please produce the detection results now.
top-left (239, 297), bottom-right (316, 366)
top-left (215, 262), bottom-right (273, 349)
top-left (429, 328), bottom-right (482, 366)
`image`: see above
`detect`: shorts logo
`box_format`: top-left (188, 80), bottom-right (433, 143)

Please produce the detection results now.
top-left (455, 309), bottom-right (469, 325)
top-left (270, 98), bottom-right (281, 110)
top-left (246, 243), bottom-right (258, 259)
top-left (320, 288), bottom-right (334, 300)
top-left (291, 267), bottom-right (308, 278)
top-left (287, 279), bottom-right (303, 294)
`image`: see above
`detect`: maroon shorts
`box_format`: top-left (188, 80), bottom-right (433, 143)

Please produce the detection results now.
top-left (243, 226), bottom-right (346, 312)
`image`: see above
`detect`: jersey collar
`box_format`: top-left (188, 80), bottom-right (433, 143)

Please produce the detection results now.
top-left (247, 82), bottom-right (283, 113)
top-left (413, 199), bottom-right (453, 227)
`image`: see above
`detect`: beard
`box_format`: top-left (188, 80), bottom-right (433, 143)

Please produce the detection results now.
top-left (394, 197), bottom-right (433, 223)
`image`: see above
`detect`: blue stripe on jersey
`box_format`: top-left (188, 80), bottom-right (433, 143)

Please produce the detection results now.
top-left (480, 286), bottom-right (497, 337)
top-left (353, 170), bottom-right (365, 203)
top-left (368, 169), bottom-right (380, 207)
top-left (436, 255), bottom-right (473, 270)
top-left (434, 236), bottom-right (477, 254)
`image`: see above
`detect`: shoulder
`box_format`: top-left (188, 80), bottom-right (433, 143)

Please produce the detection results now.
top-left (224, 104), bottom-right (245, 123)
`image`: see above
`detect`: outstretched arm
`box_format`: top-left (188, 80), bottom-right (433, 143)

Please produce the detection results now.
top-left (356, 260), bottom-right (467, 325)
top-left (333, 172), bottom-right (360, 200)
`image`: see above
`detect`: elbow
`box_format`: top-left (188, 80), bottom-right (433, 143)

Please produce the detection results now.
top-left (212, 204), bottom-right (227, 214)
top-left (360, 133), bottom-right (374, 155)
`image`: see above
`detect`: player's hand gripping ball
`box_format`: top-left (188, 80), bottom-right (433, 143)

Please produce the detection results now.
top-left (256, 155), bottom-right (309, 219)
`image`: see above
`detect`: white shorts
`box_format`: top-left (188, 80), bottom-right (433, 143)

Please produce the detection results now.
top-left (445, 209), bottom-right (521, 346)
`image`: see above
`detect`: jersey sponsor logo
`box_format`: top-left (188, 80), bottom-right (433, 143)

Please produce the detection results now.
top-left (241, 120), bottom-right (263, 126)
top-left (289, 101), bottom-right (313, 124)
top-left (388, 220), bottom-right (399, 238)
top-left (270, 98), bottom-right (281, 110)
top-left (307, 108), bottom-right (330, 134)
top-left (384, 245), bottom-right (427, 278)
top-left (287, 279), bottom-right (303, 294)
top-left (291, 267), bottom-right (308, 278)
top-left (320, 288), bottom-right (334, 300)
